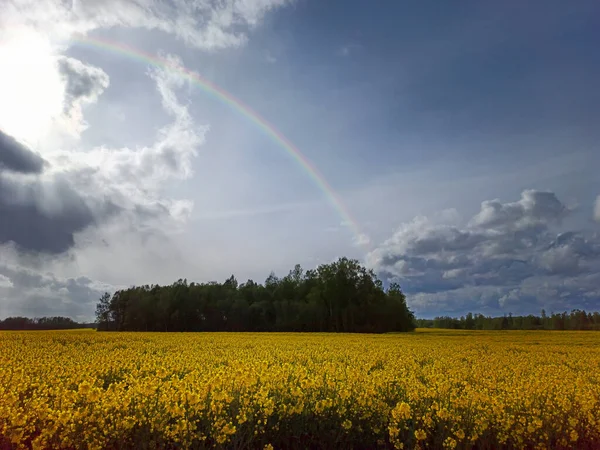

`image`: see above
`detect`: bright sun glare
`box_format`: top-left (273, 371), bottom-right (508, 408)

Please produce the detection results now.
top-left (0, 29), bottom-right (65, 147)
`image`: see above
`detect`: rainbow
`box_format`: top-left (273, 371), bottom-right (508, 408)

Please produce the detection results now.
top-left (69, 34), bottom-right (369, 250)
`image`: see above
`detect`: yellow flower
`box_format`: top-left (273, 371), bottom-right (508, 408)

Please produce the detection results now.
top-left (443, 437), bottom-right (457, 449)
top-left (2, 328), bottom-right (599, 450)
top-left (570, 430), bottom-right (579, 442)
top-left (392, 402), bottom-right (412, 421)
top-left (415, 429), bottom-right (427, 441)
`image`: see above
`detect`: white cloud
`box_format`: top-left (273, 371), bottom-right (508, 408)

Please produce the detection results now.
top-left (68, 56), bottom-right (206, 189)
top-left (1, 0), bottom-right (294, 51)
top-left (594, 195), bottom-right (600, 222)
top-left (0, 274), bottom-right (13, 289)
top-left (469, 189), bottom-right (568, 231)
top-left (368, 190), bottom-right (600, 315)
top-left (56, 56), bottom-right (110, 138)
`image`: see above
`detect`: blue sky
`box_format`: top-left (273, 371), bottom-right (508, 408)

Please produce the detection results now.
top-left (0, 0), bottom-right (599, 320)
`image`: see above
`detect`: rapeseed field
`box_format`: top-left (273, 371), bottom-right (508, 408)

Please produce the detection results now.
top-left (1, 330), bottom-right (599, 449)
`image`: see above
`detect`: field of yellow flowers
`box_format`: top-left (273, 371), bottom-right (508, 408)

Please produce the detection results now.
top-left (1, 329), bottom-right (600, 450)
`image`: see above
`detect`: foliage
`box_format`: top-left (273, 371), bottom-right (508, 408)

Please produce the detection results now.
top-left (95, 258), bottom-right (415, 333)
top-left (416, 309), bottom-right (600, 331)
top-left (0, 316), bottom-right (93, 330)
top-left (1, 330), bottom-right (600, 449)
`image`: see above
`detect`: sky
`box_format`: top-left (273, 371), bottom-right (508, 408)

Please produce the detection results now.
top-left (0, 0), bottom-right (599, 321)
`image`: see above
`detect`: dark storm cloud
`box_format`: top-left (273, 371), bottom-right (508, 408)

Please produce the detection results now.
top-left (0, 131), bottom-right (121, 254)
top-left (369, 190), bottom-right (600, 315)
top-left (0, 130), bottom-right (46, 174)
top-left (0, 173), bottom-right (121, 254)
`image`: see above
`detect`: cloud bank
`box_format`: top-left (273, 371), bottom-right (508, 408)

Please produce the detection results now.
top-left (0, 59), bottom-right (206, 318)
top-left (368, 190), bottom-right (600, 316)
top-left (0, 0), bottom-right (295, 320)
top-left (0, 46), bottom-right (208, 314)
top-left (1, 0), bottom-right (293, 51)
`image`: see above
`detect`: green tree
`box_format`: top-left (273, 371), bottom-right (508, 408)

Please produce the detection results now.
top-left (95, 292), bottom-right (112, 331)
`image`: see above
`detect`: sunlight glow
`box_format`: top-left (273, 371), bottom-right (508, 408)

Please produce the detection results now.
top-left (0, 29), bottom-right (65, 147)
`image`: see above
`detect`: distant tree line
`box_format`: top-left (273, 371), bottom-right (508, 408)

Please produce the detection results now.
top-left (0, 316), bottom-right (95, 330)
top-left (95, 257), bottom-right (416, 333)
top-left (416, 309), bottom-right (600, 331)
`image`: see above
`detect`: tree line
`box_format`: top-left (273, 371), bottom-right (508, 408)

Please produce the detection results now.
top-left (0, 316), bottom-right (95, 330)
top-left (417, 309), bottom-right (600, 331)
top-left (95, 257), bottom-right (416, 333)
